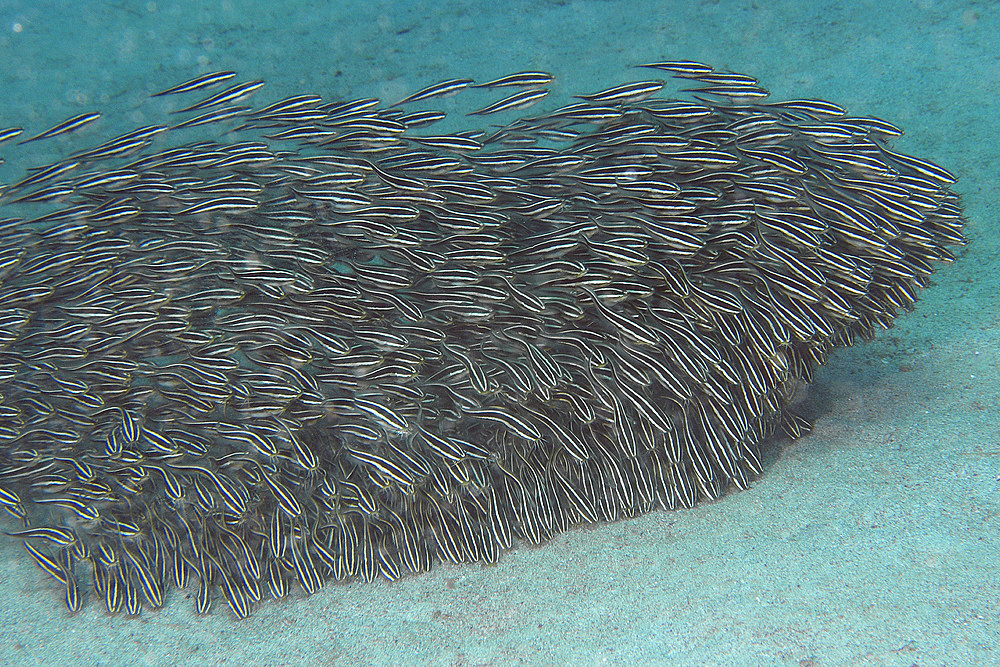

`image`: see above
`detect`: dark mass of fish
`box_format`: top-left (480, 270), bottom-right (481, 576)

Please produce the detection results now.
top-left (0, 61), bottom-right (965, 618)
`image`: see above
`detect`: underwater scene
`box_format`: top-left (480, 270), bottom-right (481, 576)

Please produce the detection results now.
top-left (0, 1), bottom-right (997, 665)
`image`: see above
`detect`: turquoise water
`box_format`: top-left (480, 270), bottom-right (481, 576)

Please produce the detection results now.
top-left (0, 0), bottom-right (997, 665)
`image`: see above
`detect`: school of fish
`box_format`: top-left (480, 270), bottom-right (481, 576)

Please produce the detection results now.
top-left (0, 61), bottom-right (965, 618)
